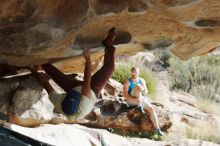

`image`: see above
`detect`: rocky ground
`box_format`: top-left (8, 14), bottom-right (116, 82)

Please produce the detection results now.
top-left (0, 51), bottom-right (220, 146)
top-left (2, 123), bottom-right (219, 146)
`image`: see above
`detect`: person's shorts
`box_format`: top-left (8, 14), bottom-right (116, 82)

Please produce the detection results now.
top-left (140, 97), bottom-right (151, 108)
top-left (49, 89), bottom-right (96, 120)
top-left (128, 88), bottom-right (152, 108)
top-left (127, 96), bottom-right (152, 108)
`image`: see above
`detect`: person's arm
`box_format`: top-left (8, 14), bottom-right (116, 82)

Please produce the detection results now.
top-left (122, 80), bottom-right (140, 104)
top-left (29, 65), bottom-right (55, 94)
top-left (81, 49), bottom-right (91, 97)
top-left (140, 78), bottom-right (148, 96)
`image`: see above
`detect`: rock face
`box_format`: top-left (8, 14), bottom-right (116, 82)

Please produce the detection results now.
top-left (1, 52), bottom-right (220, 145)
top-left (10, 76), bottom-right (54, 126)
top-left (1, 0), bottom-right (220, 69)
top-left (0, 75), bottom-right (172, 132)
top-left (0, 78), bottom-right (19, 114)
top-left (6, 123), bottom-right (220, 146)
top-left (0, 70), bottom-right (219, 141)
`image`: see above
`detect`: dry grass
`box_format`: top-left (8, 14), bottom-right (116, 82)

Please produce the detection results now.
top-left (196, 98), bottom-right (220, 116)
top-left (186, 124), bottom-right (220, 144)
top-left (166, 121), bottom-right (220, 144)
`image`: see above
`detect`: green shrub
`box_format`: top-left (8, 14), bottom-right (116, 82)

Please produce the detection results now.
top-left (158, 50), bottom-right (220, 103)
top-left (112, 59), bottom-right (157, 98)
top-left (126, 130), bottom-right (163, 141)
top-left (107, 128), bottom-right (163, 141)
top-left (156, 50), bottom-right (173, 67)
top-left (112, 59), bottom-right (132, 84)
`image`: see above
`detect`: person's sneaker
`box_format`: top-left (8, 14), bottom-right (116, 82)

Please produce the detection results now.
top-left (138, 106), bottom-right (146, 117)
top-left (155, 128), bottom-right (165, 136)
top-left (102, 27), bottom-right (116, 47)
top-left (73, 27), bottom-right (131, 50)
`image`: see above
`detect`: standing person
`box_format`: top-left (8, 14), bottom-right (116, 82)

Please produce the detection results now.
top-left (30, 28), bottom-right (117, 120)
top-left (122, 67), bottom-right (165, 136)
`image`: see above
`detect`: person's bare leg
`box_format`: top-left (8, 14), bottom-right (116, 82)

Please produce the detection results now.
top-left (137, 88), bottom-right (165, 135)
top-left (132, 86), bottom-right (145, 114)
top-left (42, 64), bottom-right (83, 92)
top-left (132, 85), bottom-right (144, 105)
top-left (144, 106), bottom-right (160, 128)
top-left (144, 105), bottom-right (165, 136)
top-left (133, 85), bottom-right (144, 97)
top-left (90, 28), bottom-right (116, 98)
top-left (133, 85), bottom-right (160, 128)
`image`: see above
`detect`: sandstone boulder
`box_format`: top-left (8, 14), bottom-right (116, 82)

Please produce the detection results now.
top-left (0, 74), bottom-right (172, 133)
top-left (0, 78), bottom-right (20, 115)
top-left (9, 75), bottom-right (54, 126)
top-left (5, 123), bottom-right (220, 146)
top-left (1, 0), bottom-right (220, 71)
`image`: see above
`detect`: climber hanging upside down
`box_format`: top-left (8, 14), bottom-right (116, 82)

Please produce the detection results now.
top-left (29, 28), bottom-right (118, 120)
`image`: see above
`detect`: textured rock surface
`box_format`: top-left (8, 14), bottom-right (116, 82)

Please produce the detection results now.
top-left (0, 52), bottom-right (220, 144)
top-left (1, 0), bottom-right (220, 69)
top-left (1, 72), bottom-right (219, 139)
top-left (0, 78), bottom-right (19, 114)
top-left (3, 75), bottom-right (171, 132)
top-left (6, 123), bottom-right (220, 146)
top-left (9, 75), bottom-right (54, 126)
top-left (154, 69), bottom-right (220, 141)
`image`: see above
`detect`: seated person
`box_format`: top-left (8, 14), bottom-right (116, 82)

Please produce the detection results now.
top-left (122, 67), bottom-right (165, 136)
